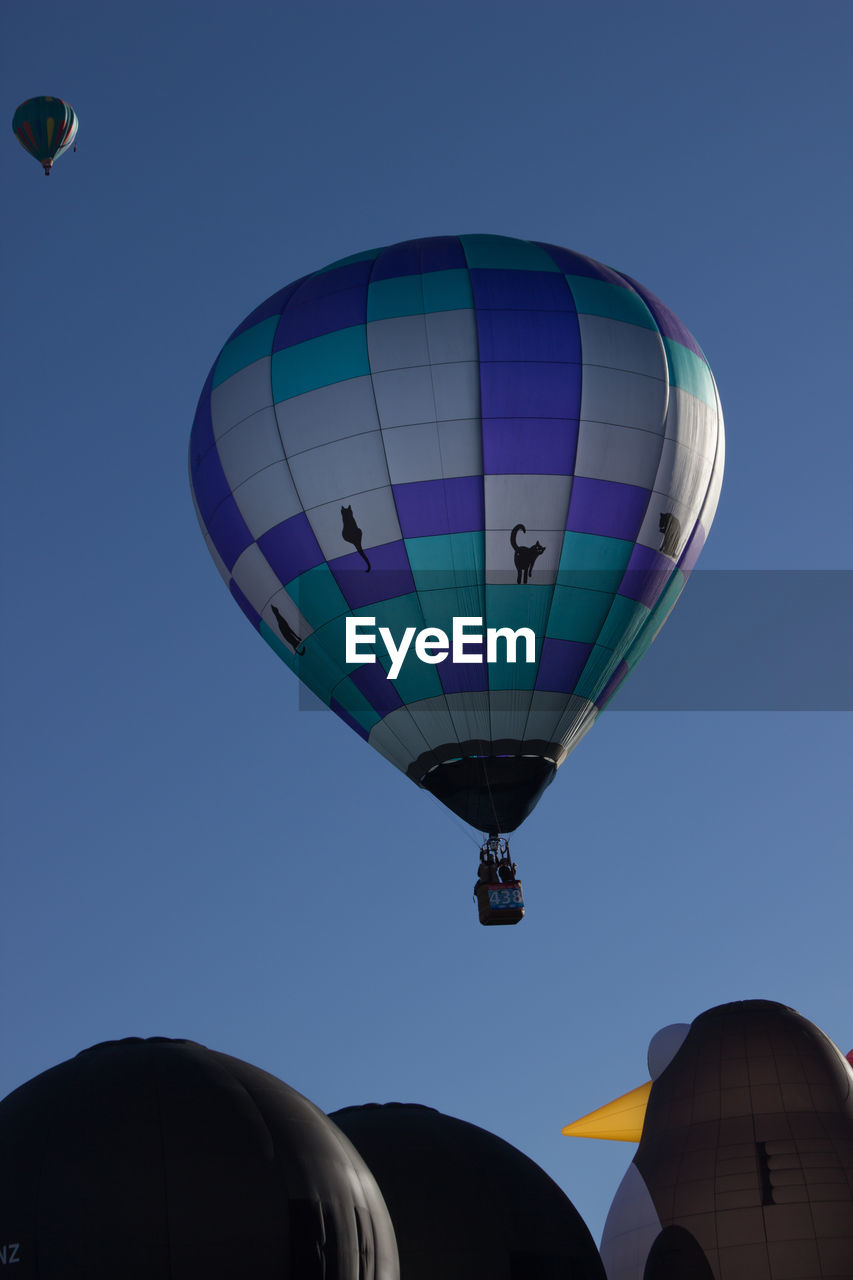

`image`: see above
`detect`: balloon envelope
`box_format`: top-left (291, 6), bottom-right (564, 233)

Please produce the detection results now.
top-left (190, 235), bottom-right (724, 833)
top-left (12, 96), bottom-right (78, 172)
top-left (0, 1037), bottom-right (398, 1279)
top-left (331, 1102), bottom-right (606, 1279)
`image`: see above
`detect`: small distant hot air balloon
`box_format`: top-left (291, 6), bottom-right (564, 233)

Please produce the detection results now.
top-left (12, 96), bottom-right (78, 175)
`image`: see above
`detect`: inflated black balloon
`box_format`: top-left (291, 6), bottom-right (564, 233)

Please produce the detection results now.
top-left (330, 1102), bottom-right (605, 1279)
top-left (0, 1038), bottom-right (398, 1279)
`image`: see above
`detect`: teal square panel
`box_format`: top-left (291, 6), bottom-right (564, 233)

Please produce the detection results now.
top-left (272, 325), bottom-right (369, 401)
top-left (367, 275), bottom-right (425, 322)
top-left (260, 619), bottom-right (299, 673)
top-left (422, 269), bottom-right (474, 313)
top-left (329, 675), bottom-right (382, 733)
top-left (405, 531), bottom-right (484, 594)
top-left (485, 584), bottom-right (552, 637)
top-left (290, 564), bottom-right (349, 629)
top-left (597, 593), bottom-right (650, 654)
top-left (625, 570), bottom-right (685, 669)
top-left (213, 318), bottom-right (279, 388)
top-left (664, 339), bottom-right (716, 408)
top-left (352, 593), bottom-right (444, 703)
top-left (461, 235), bottom-right (561, 272)
top-left (565, 277), bottom-right (657, 330)
top-left (546, 585), bottom-right (613, 644)
top-left (557, 532), bottom-right (635, 594)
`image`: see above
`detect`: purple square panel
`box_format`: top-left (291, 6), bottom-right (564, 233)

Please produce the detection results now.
top-left (419, 236), bottom-right (466, 273)
top-left (229, 577), bottom-right (261, 630)
top-left (534, 242), bottom-right (627, 286)
top-left (476, 308), bottom-right (581, 363)
top-left (439, 653), bottom-right (490, 696)
top-left (258, 512), bottom-right (325, 586)
top-left (207, 495), bottom-right (254, 572)
top-left (567, 477), bottom-right (650, 542)
top-left (535, 637), bottom-right (593, 693)
top-left (678, 520), bottom-right (706, 576)
top-left (618, 543), bottom-right (675, 609)
top-left (371, 240), bottom-right (422, 281)
top-left (350, 662), bottom-right (404, 717)
top-left (480, 360), bottom-right (582, 421)
top-left (273, 286), bottom-right (366, 349)
top-left (483, 417), bottom-right (578, 476)
top-left (229, 279), bottom-right (304, 340)
top-left (296, 259), bottom-right (375, 301)
top-left (470, 269), bottom-right (575, 311)
top-left (394, 476), bottom-right (485, 538)
top-left (620, 274), bottom-right (704, 359)
top-left (329, 540), bottom-right (416, 609)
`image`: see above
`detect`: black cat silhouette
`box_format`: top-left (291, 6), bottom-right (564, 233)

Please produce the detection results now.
top-left (511, 524), bottom-right (546, 584)
top-left (271, 605), bottom-right (306, 655)
top-left (659, 511), bottom-right (681, 558)
top-left (341, 505), bottom-right (371, 571)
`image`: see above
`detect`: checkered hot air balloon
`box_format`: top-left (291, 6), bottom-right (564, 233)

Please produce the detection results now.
top-left (189, 235), bottom-right (724, 840)
top-left (12, 96), bottom-right (78, 175)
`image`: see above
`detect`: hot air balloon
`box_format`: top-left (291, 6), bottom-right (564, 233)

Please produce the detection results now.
top-left (12, 96), bottom-right (78, 175)
top-left (0, 1037), bottom-right (399, 1279)
top-left (562, 1000), bottom-right (853, 1280)
top-left (189, 235), bottom-right (724, 914)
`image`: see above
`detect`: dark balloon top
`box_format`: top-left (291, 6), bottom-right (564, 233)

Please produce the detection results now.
top-left (0, 1037), bottom-right (398, 1280)
top-left (330, 1101), bottom-right (605, 1279)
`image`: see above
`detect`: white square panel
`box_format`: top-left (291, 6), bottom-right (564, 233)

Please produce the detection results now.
top-left (210, 357), bottom-right (273, 438)
top-left (580, 364), bottom-right (668, 433)
top-left (288, 430), bottom-right (389, 509)
top-left (578, 314), bottom-right (667, 380)
top-left (233, 460), bottom-right (302, 538)
top-left (432, 360), bottom-right (481, 422)
top-left (367, 314), bottom-right (430, 372)
top-left (231, 542), bottom-right (284, 616)
top-left (372, 365), bottom-right (437, 429)
top-left (216, 406), bottom-right (284, 491)
top-left (425, 309), bottom-right (479, 363)
top-left (276, 375), bottom-right (379, 456)
top-left (437, 419), bottom-right (483, 478)
top-left (484, 473), bottom-right (573, 532)
top-left (575, 420), bottom-right (664, 489)
top-left (382, 422), bottom-right (443, 484)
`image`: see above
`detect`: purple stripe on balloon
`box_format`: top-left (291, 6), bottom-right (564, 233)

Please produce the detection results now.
top-left (439, 653), bottom-right (490, 695)
top-left (330, 695), bottom-right (370, 741)
top-left (298, 259), bottom-right (376, 301)
top-left (567, 477), bottom-right (649, 541)
top-left (678, 520), bottom-right (706, 576)
top-left (618, 273), bottom-right (704, 359)
top-left (483, 417), bottom-right (578, 475)
top-left (618, 543), bottom-right (675, 609)
top-left (596, 660), bottom-right (630, 708)
top-left (394, 476), bottom-right (485, 537)
top-left (481, 360), bottom-right (582, 421)
top-left (534, 242), bottom-right (628, 286)
top-left (206, 495), bottom-right (253, 572)
top-left (228, 279), bottom-right (305, 340)
top-left (229, 577), bottom-right (261, 629)
top-left (470, 269), bottom-right (575, 311)
top-left (476, 308), bottom-right (581, 363)
top-left (535, 637), bottom-right (593, 693)
top-left (273, 286), bottom-right (366, 349)
top-left (371, 240), bottom-right (422, 280)
top-left (258, 512), bottom-right (325, 586)
top-left (329, 540), bottom-right (416, 609)
top-left (350, 662), bottom-right (404, 717)
top-left (419, 236), bottom-right (466, 273)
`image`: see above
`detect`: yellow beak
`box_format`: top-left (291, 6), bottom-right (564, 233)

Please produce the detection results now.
top-left (561, 1080), bottom-right (652, 1142)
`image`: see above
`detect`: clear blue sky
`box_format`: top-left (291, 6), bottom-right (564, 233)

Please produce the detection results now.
top-left (2, 0), bottom-right (850, 1245)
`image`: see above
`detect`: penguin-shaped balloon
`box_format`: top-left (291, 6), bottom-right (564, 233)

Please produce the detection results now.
top-left (563, 1000), bottom-right (853, 1279)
